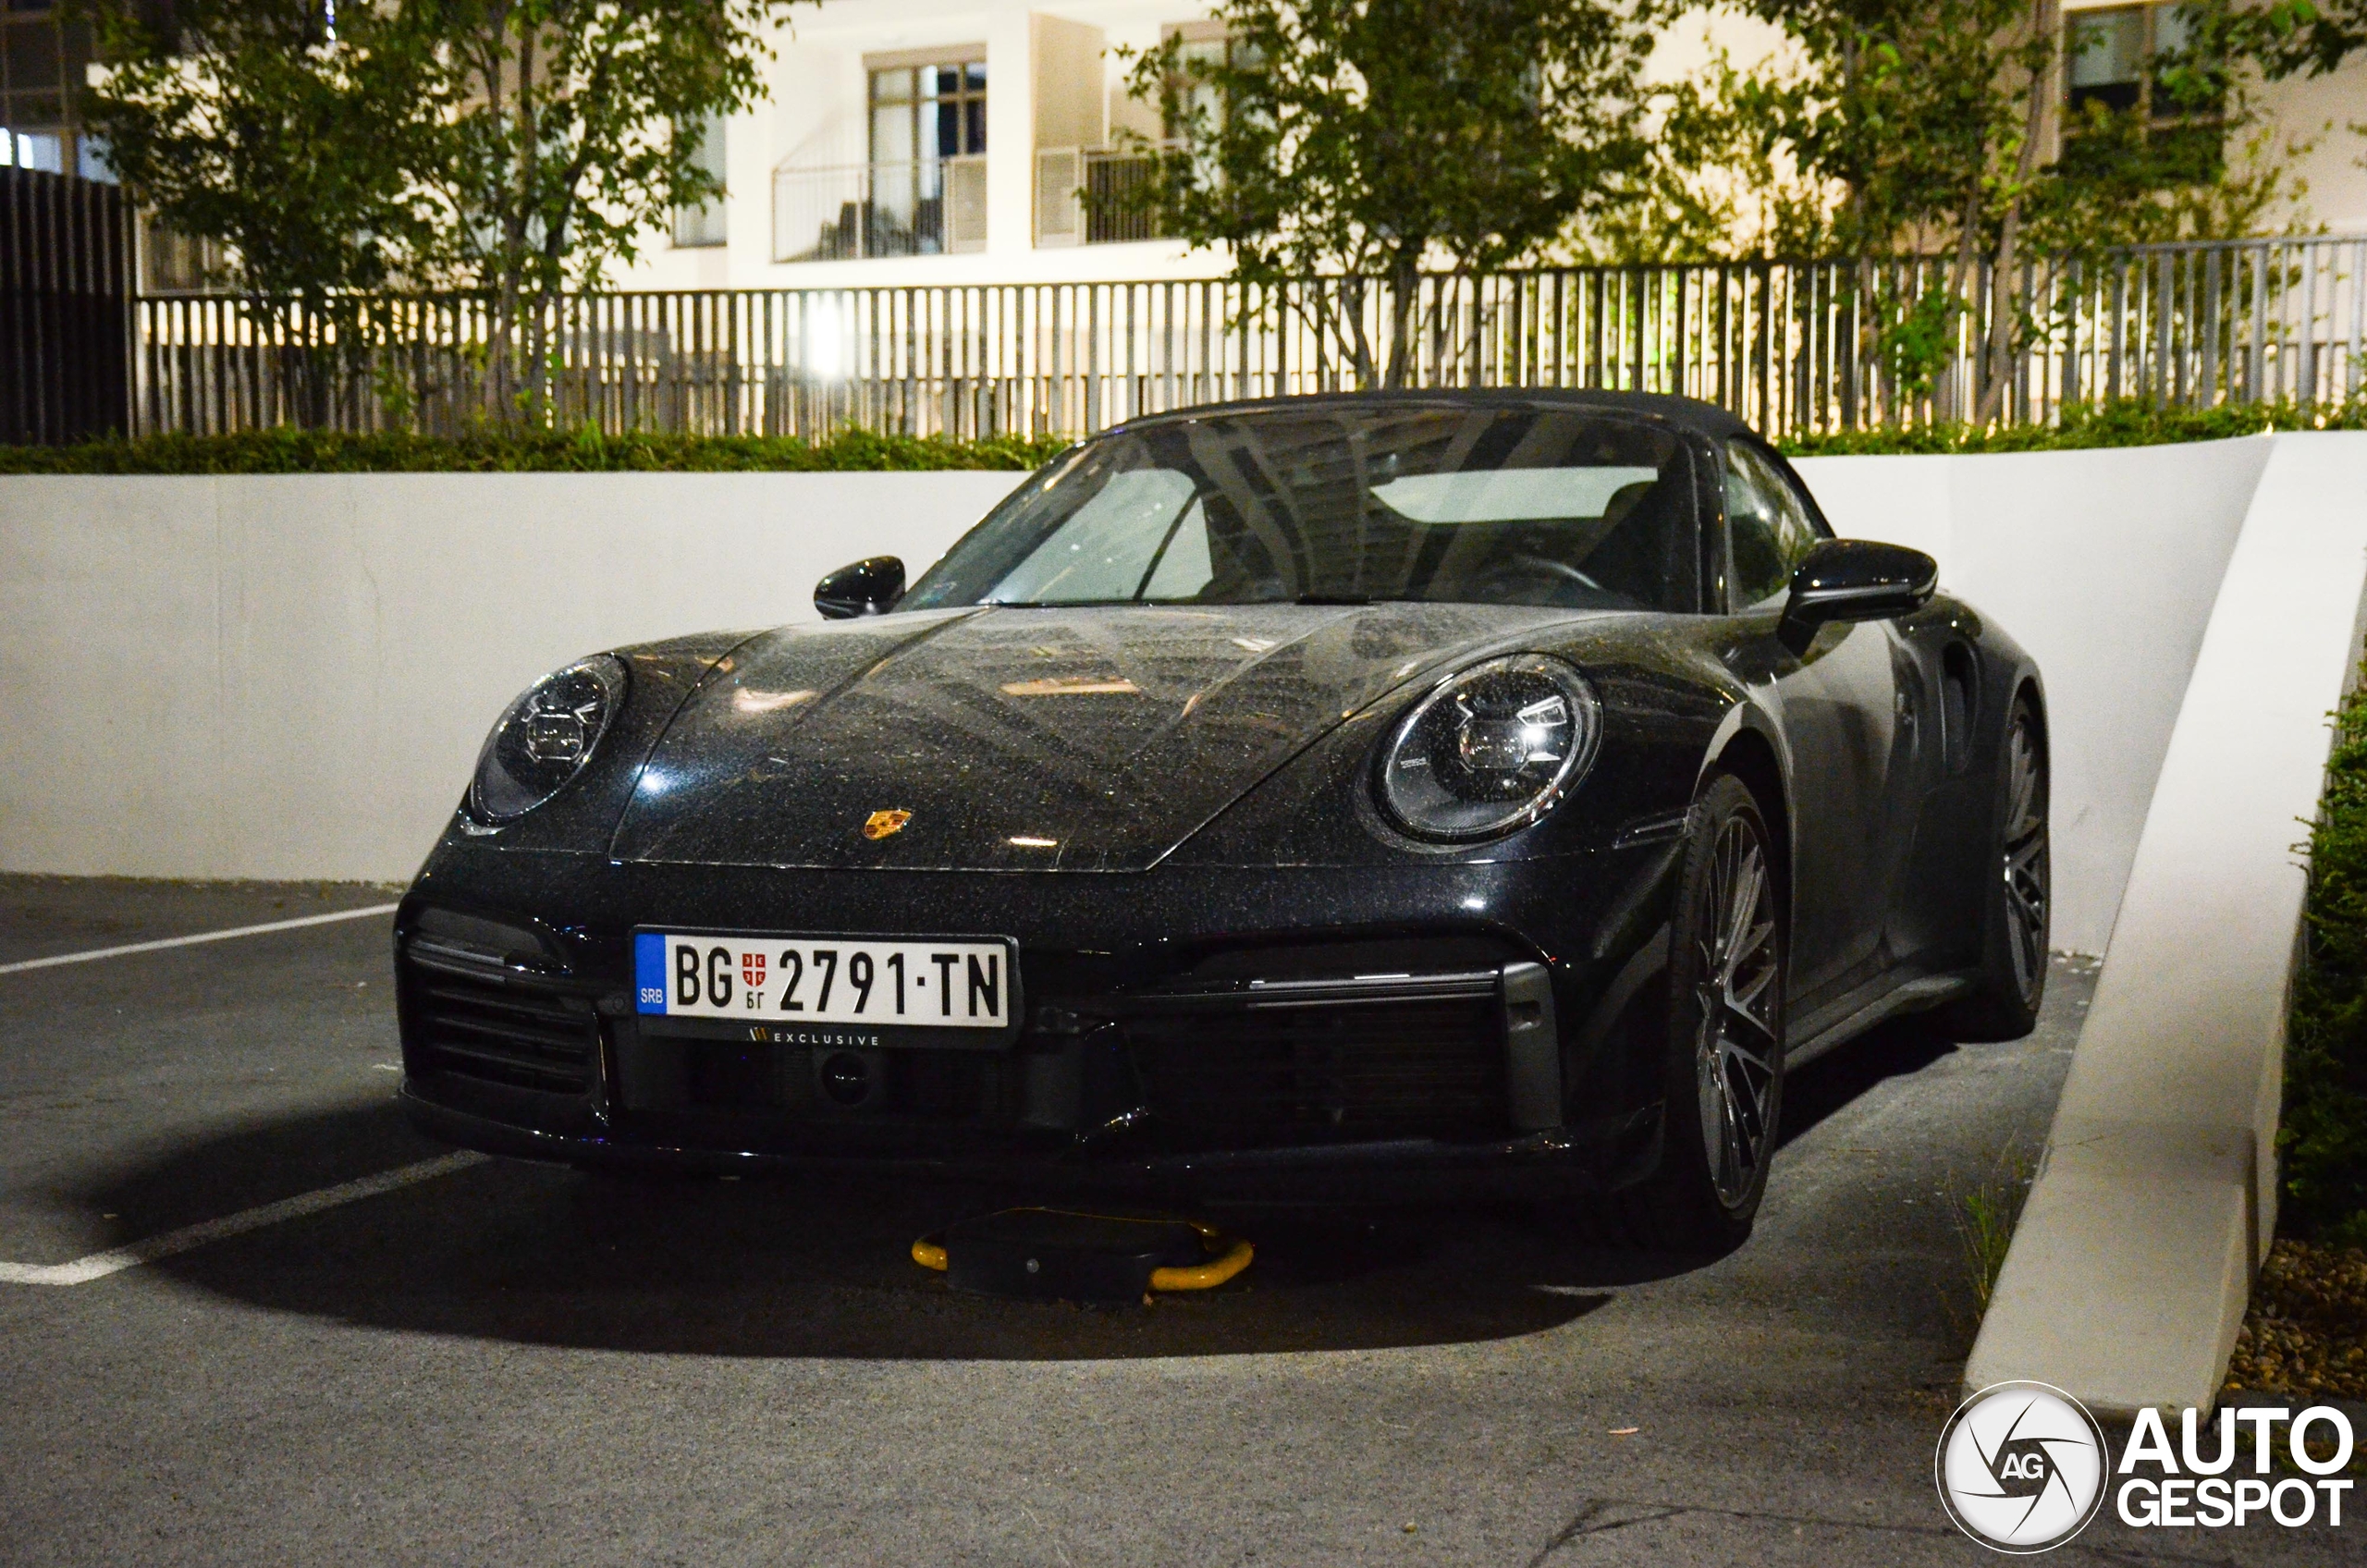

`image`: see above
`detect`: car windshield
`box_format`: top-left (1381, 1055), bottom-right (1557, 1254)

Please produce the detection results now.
top-left (900, 405), bottom-right (1700, 614)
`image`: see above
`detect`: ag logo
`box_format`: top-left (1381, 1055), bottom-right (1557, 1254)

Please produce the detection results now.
top-left (862, 808), bottom-right (912, 840)
top-left (1936, 1381), bottom-right (2110, 1553)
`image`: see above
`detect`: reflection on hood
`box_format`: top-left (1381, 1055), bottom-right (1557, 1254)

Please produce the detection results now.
top-left (609, 602), bottom-right (1594, 871)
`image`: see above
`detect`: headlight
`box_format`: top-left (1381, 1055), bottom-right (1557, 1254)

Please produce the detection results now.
top-left (469, 655), bottom-right (627, 822)
top-left (1377, 654), bottom-right (1600, 840)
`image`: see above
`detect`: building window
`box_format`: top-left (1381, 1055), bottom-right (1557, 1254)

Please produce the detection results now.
top-left (671, 112), bottom-right (728, 248)
top-left (0, 129), bottom-right (61, 170)
top-left (2063, 3), bottom-right (2223, 182)
top-left (861, 57), bottom-right (987, 255)
top-left (2, 0), bottom-right (105, 178)
top-left (871, 60), bottom-right (987, 167)
top-left (1160, 28), bottom-right (1250, 142)
top-left (771, 55), bottom-right (988, 262)
top-left (2067, 6), bottom-right (2150, 115)
top-left (2067, 4), bottom-right (2221, 120)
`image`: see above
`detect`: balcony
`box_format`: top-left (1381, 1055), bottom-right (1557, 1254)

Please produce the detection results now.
top-left (1035, 147), bottom-right (1174, 248)
top-left (772, 156), bottom-right (987, 263)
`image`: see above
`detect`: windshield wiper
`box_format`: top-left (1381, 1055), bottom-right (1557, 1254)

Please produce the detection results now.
top-left (1294, 593), bottom-right (1375, 606)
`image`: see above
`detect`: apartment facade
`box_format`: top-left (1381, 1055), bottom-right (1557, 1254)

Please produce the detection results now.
top-left (611, 0), bottom-right (2367, 298)
top-left (2054, 0), bottom-right (2367, 234)
top-left (3, 0), bottom-right (2361, 291)
top-left (619, 0), bottom-right (1226, 293)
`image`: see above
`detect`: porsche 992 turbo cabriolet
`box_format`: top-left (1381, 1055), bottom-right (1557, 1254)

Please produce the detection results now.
top-left (396, 390), bottom-right (2048, 1249)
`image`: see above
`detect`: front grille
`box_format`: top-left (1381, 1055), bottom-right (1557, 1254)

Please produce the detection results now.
top-left (658, 1038), bottom-right (1008, 1122)
top-left (403, 944), bottom-right (599, 1096)
top-left (1126, 991), bottom-right (1507, 1148)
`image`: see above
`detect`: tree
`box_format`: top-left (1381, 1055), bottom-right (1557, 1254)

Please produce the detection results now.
top-left (2020, 92), bottom-right (2322, 254)
top-left (1119, 0), bottom-right (1665, 389)
top-left (85, 0), bottom-right (442, 310)
top-left (413, 0), bottom-right (788, 412)
top-left (1659, 0), bottom-right (2330, 419)
top-left (1707, 0), bottom-right (2059, 421)
top-left (86, 0), bottom-right (795, 420)
top-left (1731, 1), bottom-right (2042, 261)
top-left (2183, 0), bottom-right (2367, 78)
top-left (2167, 0), bottom-right (2365, 206)
top-left (1568, 37), bottom-right (1840, 265)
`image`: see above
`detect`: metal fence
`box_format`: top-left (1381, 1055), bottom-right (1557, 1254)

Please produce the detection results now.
top-left (4, 166), bottom-right (134, 444)
top-left (124, 235), bottom-right (2367, 443)
top-left (1035, 147), bottom-right (1173, 248)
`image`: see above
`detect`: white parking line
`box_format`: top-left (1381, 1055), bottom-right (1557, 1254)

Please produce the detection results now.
top-left (0, 1152), bottom-right (486, 1286)
top-left (0, 903), bottom-right (400, 976)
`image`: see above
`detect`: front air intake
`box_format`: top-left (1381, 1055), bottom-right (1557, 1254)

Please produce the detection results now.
top-left (1123, 972), bottom-right (1510, 1148)
top-left (400, 930), bottom-right (599, 1096)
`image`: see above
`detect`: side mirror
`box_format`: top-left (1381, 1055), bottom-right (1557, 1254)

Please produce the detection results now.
top-left (816, 556), bottom-right (905, 620)
top-left (1778, 539), bottom-right (1937, 653)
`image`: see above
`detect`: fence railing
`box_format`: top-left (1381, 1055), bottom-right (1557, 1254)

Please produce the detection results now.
top-left (121, 236), bottom-right (2367, 443)
top-left (770, 157), bottom-right (988, 263)
top-left (5, 166), bottom-right (134, 445)
top-left (1036, 147), bottom-right (1173, 248)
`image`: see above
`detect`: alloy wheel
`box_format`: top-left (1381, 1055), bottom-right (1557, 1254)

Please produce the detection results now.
top-left (2000, 710), bottom-right (2050, 1004)
top-left (1693, 815), bottom-right (1783, 1209)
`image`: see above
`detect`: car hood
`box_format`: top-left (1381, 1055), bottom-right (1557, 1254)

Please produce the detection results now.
top-left (608, 602), bottom-right (1590, 872)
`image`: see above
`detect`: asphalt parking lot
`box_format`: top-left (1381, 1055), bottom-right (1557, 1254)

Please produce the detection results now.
top-left (0, 874), bottom-right (2348, 1566)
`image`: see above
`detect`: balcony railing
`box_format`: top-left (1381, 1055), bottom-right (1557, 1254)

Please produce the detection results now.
top-left (772, 156), bottom-right (987, 263)
top-left (1036, 147), bottom-right (1174, 248)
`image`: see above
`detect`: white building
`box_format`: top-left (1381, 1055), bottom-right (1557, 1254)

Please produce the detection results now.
top-left (620, 0), bottom-right (1229, 293)
top-left (606, 0), bottom-right (2367, 295)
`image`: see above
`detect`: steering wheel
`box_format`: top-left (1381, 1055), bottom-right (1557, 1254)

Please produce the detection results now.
top-left (1471, 554), bottom-right (1603, 600)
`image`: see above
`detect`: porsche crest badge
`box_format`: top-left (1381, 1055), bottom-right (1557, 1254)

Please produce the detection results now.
top-left (862, 808), bottom-right (913, 840)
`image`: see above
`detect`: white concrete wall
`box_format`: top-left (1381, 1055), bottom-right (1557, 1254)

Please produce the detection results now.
top-left (0, 444), bottom-right (2274, 905)
top-left (1967, 432), bottom-right (2367, 1415)
top-left (0, 472), bottom-right (1024, 883)
top-left (1798, 437), bottom-right (2273, 953)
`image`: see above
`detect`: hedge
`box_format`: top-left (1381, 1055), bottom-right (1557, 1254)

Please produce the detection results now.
top-left (0, 427), bottom-right (1070, 475)
top-left (2284, 663), bottom-right (2367, 1246)
top-left (1777, 396), bottom-right (2366, 457)
top-left (4, 397), bottom-right (2361, 473)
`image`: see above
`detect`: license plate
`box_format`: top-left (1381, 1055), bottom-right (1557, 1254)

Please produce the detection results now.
top-left (634, 930), bottom-right (1016, 1037)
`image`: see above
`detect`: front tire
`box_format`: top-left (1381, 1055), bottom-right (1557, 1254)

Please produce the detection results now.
top-left (1934, 695), bottom-right (2050, 1042)
top-left (1612, 773), bottom-right (1788, 1253)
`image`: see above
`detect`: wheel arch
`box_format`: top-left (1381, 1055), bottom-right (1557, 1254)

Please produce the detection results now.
top-left (1970, 618), bottom-right (2046, 760)
top-left (2007, 673), bottom-right (2049, 755)
top-left (1708, 724), bottom-right (1793, 919)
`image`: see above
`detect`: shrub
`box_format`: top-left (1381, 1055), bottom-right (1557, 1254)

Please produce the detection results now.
top-left (6, 397), bottom-right (2361, 472)
top-left (1778, 396), bottom-right (2366, 458)
top-left (2287, 662), bottom-right (2367, 1245)
top-left (0, 427), bottom-right (1069, 475)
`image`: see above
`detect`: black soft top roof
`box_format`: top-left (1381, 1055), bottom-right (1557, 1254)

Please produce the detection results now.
top-left (1108, 387), bottom-right (1760, 444)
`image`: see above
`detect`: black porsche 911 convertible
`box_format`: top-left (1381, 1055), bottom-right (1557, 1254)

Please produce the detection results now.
top-left (396, 390), bottom-right (2047, 1249)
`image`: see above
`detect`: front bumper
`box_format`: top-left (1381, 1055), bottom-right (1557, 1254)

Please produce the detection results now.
top-left (393, 840), bottom-right (1683, 1203)
top-left (398, 1086), bottom-right (1635, 1203)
